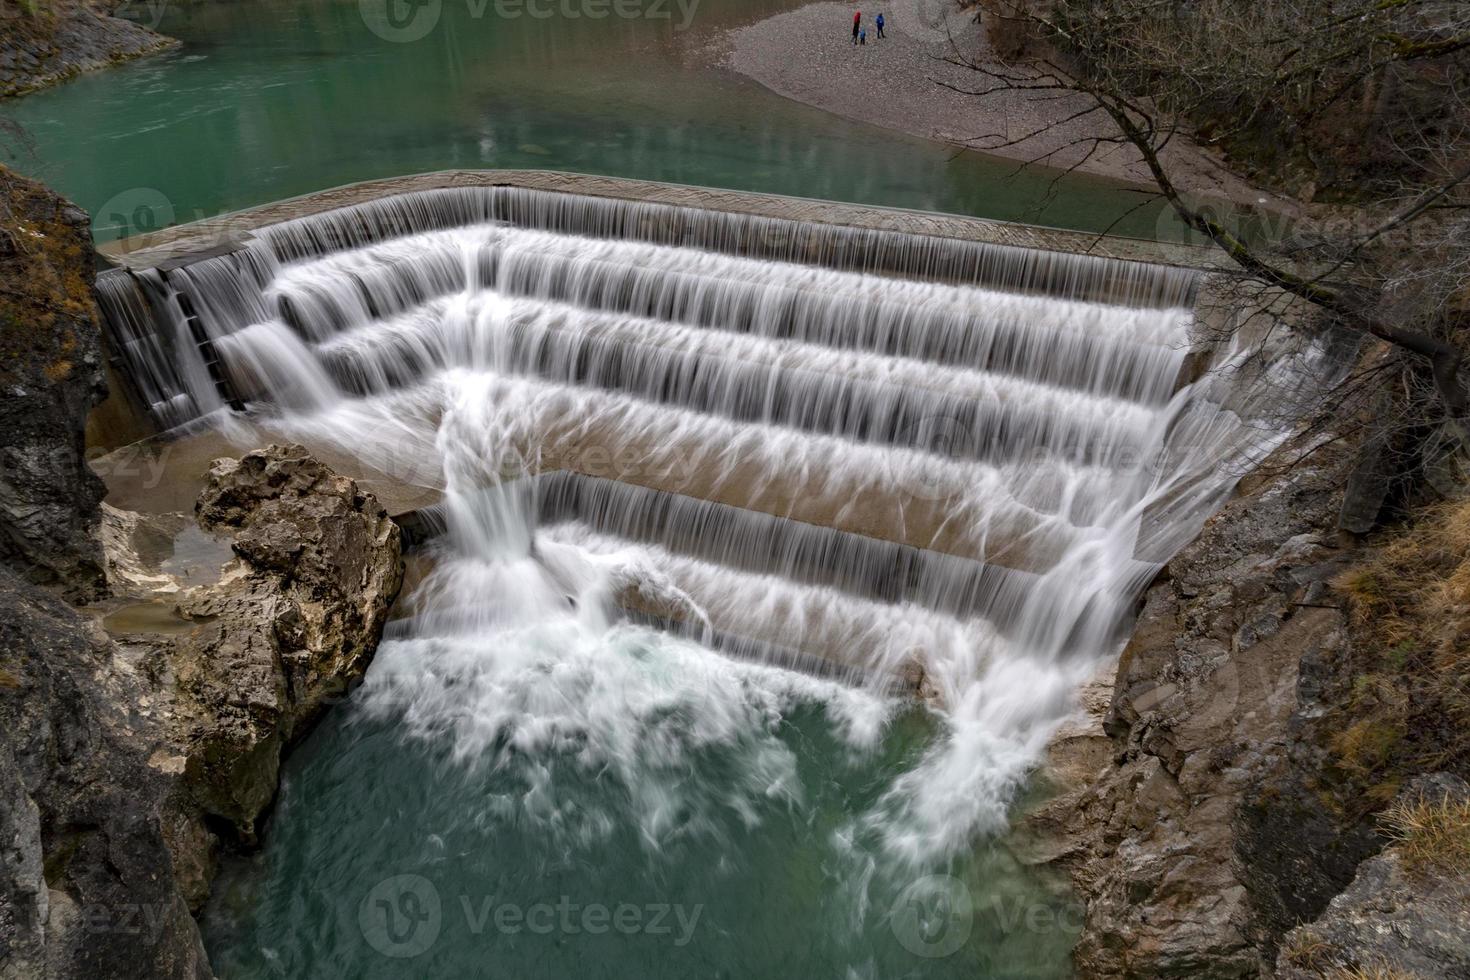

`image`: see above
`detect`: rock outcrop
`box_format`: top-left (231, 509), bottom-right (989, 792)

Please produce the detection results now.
top-left (1, 444), bottom-right (403, 978)
top-left (0, 169), bottom-right (404, 977)
top-left (0, 0), bottom-right (174, 99)
top-left (0, 166), bottom-right (108, 599)
top-left (1276, 775), bottom-right (1470, 979)
top-left (1029, 440), bottom-right (1394, 977)
top-left (0, 565), bottom-right (212, 979)
top-left (169, 444), bottom-right (404, 846)
top-left (1031, 403), bottom-right (1470, 978)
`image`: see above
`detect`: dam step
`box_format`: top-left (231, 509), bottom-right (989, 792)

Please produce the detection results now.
top-left (90, 183), bottom-right (1263, 696)
top-left (397, 472), bottom-right (1035, 626)
top-left (391, 488), bottom-right (978, 693)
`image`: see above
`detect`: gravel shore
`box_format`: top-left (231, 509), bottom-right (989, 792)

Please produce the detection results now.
top-left (722, 1), bottom-right (1282, 207)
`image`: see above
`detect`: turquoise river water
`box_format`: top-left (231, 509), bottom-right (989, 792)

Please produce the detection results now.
top-left (1, 0), bottom-right (1185, 244)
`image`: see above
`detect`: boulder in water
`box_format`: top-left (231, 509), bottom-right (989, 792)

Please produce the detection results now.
top-left (175, 443), bottom-right (404, 842)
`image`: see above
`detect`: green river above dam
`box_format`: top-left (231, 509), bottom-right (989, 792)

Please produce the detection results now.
top-left (1, 0), bottom-right (1188, 245)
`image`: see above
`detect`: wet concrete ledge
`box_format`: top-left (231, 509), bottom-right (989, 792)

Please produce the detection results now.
top-left (97, 168), bottom-right (1230, 273)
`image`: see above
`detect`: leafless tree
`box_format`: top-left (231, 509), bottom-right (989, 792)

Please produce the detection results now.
top-left (947, 0), bottom-right (1470, 461)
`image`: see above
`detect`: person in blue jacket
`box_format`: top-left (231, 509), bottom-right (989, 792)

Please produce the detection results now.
top-left (875, 13), bottom-right (885, 38)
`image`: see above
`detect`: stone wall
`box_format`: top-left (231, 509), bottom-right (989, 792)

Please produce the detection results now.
top-left (96, 169), bottom-right (1227, 273)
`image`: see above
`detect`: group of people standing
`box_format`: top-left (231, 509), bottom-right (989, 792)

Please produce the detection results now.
top-left (851, 9), bottom-right (884, 45)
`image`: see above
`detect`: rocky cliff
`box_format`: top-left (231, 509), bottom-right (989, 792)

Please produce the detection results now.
top-left (0, 170), bottom-right (404, 978)
top-left (0, 0), bottom-right (174, 98)
top-left (2, 446), bottom-right (404, 978)
top-left (1277, 774), bottom-right (1470, 978)
top-left (0, 167), bottom-right (109, 599)
top-left (1030, 421), bottom-right (1470, 976)
top-left (0, 565), bottom-right (213, 978)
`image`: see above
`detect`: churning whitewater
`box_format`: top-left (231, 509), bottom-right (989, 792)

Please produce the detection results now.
top-left (99, 187), bottom-right (1305, 879)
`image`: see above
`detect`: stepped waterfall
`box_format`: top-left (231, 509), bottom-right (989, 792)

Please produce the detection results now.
top-left (98, 187), bottom-right (1317, 969)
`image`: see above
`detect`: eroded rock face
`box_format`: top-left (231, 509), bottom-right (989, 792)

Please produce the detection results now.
top-left (0, 565), bottom-right (211, 979)
top-left (0, 167), bottom-right (108, 600)
top-left (1, 445), bottom-right (402, 978)
top-left (1031, 444), bottom-right (1389, 977)
top-left (172, 444), bottom-right (404, 843)
top-left (1277, 775), bottom-right (1470, 979)
top-left (0, 0), bottom-right (175, 98)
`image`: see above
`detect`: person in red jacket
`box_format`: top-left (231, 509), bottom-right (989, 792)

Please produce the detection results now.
top-left (852, 10), bottom-right (861, 43)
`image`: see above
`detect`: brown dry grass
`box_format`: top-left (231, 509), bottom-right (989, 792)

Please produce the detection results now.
top-left (1381, 793), bottom-right (1470, 875)
top-left (1337, 499), bottom-right (1470, 668)
top-left (1275, 934), bottom-right (1422, 980)
top-left (1324, 965), bottom-right (1421, 980)
top-left (1330, 498), bottom-right (1470, 793)
top-left (1279, 928), bottom-right (1331, 970)
top-left (1280, 930), bottom-right (1425, 979)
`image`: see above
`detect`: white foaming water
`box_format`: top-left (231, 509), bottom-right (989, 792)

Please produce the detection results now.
top-left (355, 478), bottom-right (897, 849)
top-left (96, 188), bottom-right (1314, 866)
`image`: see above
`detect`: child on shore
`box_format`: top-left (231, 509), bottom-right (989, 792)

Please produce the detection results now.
top-left (859, 27), bottom-right (867, 44)
top-left (875, 12), bottom-right (884, 37)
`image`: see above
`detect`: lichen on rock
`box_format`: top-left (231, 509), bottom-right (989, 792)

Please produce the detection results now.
top-left (0, 165), bottom-right (109, 600)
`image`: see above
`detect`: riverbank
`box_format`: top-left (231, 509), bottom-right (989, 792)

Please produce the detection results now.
top-left (0, 0), bottom-right (174, 98)
top-left (718, 1), bottom-right (1288, 211)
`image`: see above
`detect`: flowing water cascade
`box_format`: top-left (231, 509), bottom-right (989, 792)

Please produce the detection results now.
top-left (98, 188), bottom-right (1317, 974)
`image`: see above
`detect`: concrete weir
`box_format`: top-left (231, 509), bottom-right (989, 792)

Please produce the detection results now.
top-left (90, 170), bottom-right (1275, 690)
